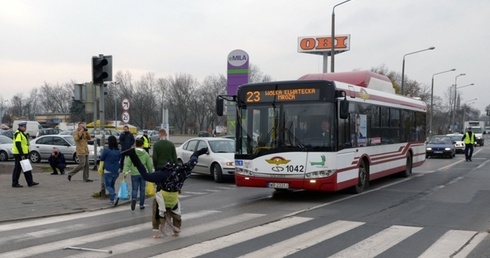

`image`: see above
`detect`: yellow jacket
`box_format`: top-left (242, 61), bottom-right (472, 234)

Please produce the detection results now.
top-left (12, 130), bottom-right (29, 155)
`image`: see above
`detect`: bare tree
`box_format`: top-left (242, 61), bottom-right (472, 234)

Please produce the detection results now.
top-left (165, 73), bottom-right (197, 134)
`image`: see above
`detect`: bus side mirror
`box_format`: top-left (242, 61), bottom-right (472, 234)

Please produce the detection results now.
top-left (216, 97), bottom-right (224, 116)
top-left (339, 98), bottom-right (349, 119)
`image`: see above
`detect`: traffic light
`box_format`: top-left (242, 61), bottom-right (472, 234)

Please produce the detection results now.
top-left (92, 55), bottom-right (112, 84)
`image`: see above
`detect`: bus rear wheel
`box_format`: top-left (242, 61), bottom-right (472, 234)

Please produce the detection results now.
top-left (352, 161), bottom-right (368, 194)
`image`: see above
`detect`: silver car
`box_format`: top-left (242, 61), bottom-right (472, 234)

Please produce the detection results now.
top-left (176, 137), bottom-right (235, 183)
top-left (29, 135), bottom-right (101, 163)
top-left (0, 135), bottom-right (14, 161)
top-left (447, 133), bottom-right (465, 154)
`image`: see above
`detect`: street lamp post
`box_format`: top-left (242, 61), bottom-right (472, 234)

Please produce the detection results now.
top-left (330, 0), bottom-right (351, 73)
top-left (462, 98), bottom-right (477, 127)
top-left (401, 46), bottom-right (435, 95)
top-left (430, 68), bottom-right (455, 137)
top-left (451, 73), bottom-right (466, 131)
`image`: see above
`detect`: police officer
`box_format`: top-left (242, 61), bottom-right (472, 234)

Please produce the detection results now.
top-left (12, 121), bottom-right (39, 188)
top-left (142, 130), bottom-right (150, 153)
top-left (462, 126), bottom-right (476, 161)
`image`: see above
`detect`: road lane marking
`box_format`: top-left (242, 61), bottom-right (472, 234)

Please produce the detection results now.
top-left (328, 225), bottom-right (422, 258)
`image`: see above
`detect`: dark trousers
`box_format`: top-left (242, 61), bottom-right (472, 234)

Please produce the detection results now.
top-left (464, 144), bottom-right (474, 161)
top-left (12, 154), bottom-right (34, 186)
top-left (50, 161), bottom-right (66, 174)
top-left (119, 153), bottom-right (127, 170)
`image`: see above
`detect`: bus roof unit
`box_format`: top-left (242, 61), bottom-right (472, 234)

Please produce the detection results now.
top-left (298, 71), bottom-right (395, 94)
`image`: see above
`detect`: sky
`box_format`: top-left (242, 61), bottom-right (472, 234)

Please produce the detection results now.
top-left (1, 0), bottom-right (489, 113)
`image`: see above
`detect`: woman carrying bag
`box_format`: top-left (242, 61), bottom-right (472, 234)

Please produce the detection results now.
top-left (99, 135), bottom-right (121, 206)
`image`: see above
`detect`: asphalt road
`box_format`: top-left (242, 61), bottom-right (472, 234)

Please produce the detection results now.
top-left (1, 142), bottom-right (490, 257)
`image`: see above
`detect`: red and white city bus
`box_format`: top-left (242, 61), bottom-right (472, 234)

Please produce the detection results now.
top-left (217, 71), bottom-right (427, 193)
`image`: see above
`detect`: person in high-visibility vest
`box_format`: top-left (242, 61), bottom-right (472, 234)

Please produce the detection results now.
top-left (12, 121), bottom-right (39, 188)
top-left (462, 126), bottom-right (476, 162)
top-left (142, 130), bottom-right (150, 153)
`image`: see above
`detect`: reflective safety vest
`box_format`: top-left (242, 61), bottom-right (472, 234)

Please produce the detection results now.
top-left (142, 135), bottom-right (150, 148)
top-left (12, 130), bottom-right (29, 155)
top-left (463, 132), bottom-right (475, 145)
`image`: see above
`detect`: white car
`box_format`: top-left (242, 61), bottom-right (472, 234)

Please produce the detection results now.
top-left (0, 135), bottom-right (14, 161)
top-left (176, 137), bottom-right (235, 183)
top-left (446, 133), bottom-right (465, 154)
top-left (29, 135), bottom-right (101, 164)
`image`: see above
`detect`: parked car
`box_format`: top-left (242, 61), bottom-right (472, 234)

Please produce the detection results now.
top-left (58, 129), bottom-right (75, 135)
top-left (136, 130), bottom-right (159, 142)
top-left (88, 129), bottom-right (121, 144)
top-left (176, 137), bottom-right (235, 183)
top-left (426, 135), bottom-right (456, 159)
top-left (36, 128), bottom-right (62, 138)
top-left (198, 131), bottom-right (210, 137)
top-left (0, 135), bottom-right (14, 161)
top-left (0, 129), bottom-right (13, 139)
top-left (446, 133), bottom-right (465, 154)
top-left (28, 135), bottom-right (101, 164)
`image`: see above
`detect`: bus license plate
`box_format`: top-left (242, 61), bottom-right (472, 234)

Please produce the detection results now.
top-left (268, 182), bottom-right (289, 189)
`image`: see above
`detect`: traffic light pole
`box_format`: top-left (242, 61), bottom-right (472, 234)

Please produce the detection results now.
top-left (98, 82), bottom-right (106, 198)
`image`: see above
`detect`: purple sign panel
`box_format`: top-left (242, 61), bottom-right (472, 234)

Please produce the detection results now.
top-left (227, 49), bottom-right (249, 95)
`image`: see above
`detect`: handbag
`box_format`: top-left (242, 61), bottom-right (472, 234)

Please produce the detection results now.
top-left (97, 161), bottom-right (105, 175)
top-left (146, 182), bottom-right (155, 197)
top-left (20, 159), bottom-right (32, 172)
top-left (117, 177), bottom-right (130, 200)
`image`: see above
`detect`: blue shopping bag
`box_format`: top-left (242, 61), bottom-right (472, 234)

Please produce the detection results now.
top-left (117, 177), bottom-right (130, 200)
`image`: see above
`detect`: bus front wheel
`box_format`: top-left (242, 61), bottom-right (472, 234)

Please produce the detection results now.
top-left (399, 153), bottom-right (413, 178)
top-left (352, 161), bottom-right (368, 194)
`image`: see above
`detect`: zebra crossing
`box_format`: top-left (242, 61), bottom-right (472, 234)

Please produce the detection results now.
top-left (0, 207), bottom-right (487, 258)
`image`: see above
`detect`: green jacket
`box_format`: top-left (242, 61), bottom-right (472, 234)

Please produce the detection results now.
top-left (123, 148), bottom-right (153, 175)
top-left (152, 139), bottom-right (177, 169)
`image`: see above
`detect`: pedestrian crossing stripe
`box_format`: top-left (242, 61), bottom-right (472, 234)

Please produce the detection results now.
top-left (329, 225), bottom-right (423, 257)
top-left (153, 216), bottom-right (314, 258)
top-left (419, 230), bottom-right (486, 258)
top-left (0, 209), bottom-right (488, 258)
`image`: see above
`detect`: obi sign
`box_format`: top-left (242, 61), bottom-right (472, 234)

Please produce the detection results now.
top-left (297, 34), bottom-right (350, 55)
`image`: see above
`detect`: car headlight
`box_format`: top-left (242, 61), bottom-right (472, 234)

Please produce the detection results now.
top-left (225, 161), bottom-right (234, 166)
top-left (426, 147), bottom-right (432, 151)
top-left (445, 147), bottom-right (451, 151)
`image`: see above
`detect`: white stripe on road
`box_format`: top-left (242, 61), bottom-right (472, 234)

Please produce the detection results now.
top-left (0, 210), bottom-right (220, 258)
top-left (153, 216), bottom-right (313, 258)
top-left (329, 225), bottom-right (422, 258)
top-left (239, 220), bottom-right (365, 258)
top-left (419, 230), bottom-right (484, 258)
top-left (64, 213), bottom-right (265, 258)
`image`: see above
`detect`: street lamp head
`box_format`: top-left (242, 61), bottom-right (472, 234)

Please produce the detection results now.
top-left (428, 46), bottom-right (435, 50)
top-left (450, 68), bottom-right (456, 71)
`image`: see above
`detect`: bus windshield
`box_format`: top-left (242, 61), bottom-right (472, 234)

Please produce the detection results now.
top-left (237, 102), bottom-right (336, 155)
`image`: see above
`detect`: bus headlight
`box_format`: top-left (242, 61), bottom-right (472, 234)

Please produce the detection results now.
top-left (236, 168), bottom-right (253, 176)
top-left (306, 170), bottom-right (335, 178)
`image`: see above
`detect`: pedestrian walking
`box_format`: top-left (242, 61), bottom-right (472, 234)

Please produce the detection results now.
top-left (462, 126), bottom-right (476, 161)
top-left (67, 122), bottom-right (93, 182)
top-left (100, 135), bottom-right (121, 205)
top-left (141, 130), bottom-right (151, 153)
top-left (48, 147), bottom-right (66, 175)
top-left (123, 139), bottom-right (153, 211)
top-left (152, 129), bottom-right (177, 170)
top-left (119, 125), bottom-right (135, 172)
top-left (11, 121), bottom-right (39, 188)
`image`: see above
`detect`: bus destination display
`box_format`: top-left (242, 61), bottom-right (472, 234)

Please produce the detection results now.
top-left (245, 88), bottom-right (320, 103)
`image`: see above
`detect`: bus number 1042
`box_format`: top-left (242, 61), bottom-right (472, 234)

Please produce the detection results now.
top-left (286, 165), bottom-right (304, 172)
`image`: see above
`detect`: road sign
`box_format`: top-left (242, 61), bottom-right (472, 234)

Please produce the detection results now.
top-left (122, 111), bottom-right (130, 123)
top-left (122, 98), bottom-right (130, 110)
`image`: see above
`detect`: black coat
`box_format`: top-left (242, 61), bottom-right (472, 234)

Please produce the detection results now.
top-left (119, 132), bottom-right (135, 150)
